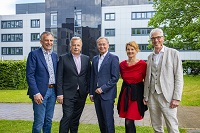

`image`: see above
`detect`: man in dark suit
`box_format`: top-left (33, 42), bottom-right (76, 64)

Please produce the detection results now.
top-left (90, 37), bottom-right (120, 133)
top-left (56, 37), bottom-right (91, 133)
top-left (26, 31), bottom-right (57, 133)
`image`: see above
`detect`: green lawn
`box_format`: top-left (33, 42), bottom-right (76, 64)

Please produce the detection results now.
top-left (0, 75), bottom-right (199, 106)
top-left (0, 120), bottom-right (186, 133)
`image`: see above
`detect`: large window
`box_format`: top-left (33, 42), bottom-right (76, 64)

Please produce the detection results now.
top-left (1, 20), bottom-right (23, 29)
top-left (31, 19), bottom-right (40, 28)
top-left (51, 12), bottom-right (57, 27)
top-left (2, 47), bottom-right (23, 55)
top-left (131, 11), bottom-right (155, 20)
top-left (105, 29), bottom-right (115, 36)
top-left (109, 44), bottom-right (115, 52)
top-left (105, 13), bottom-right (115, 21)
top-left (31, 33), bottom-right (40, 41)
top-left (131, 28), bottom-right (152, 36)
top-left (1, 34), bottom-right (23, 42)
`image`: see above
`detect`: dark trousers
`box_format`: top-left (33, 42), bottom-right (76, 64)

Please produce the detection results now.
top-left (59, 91), bottom-right (87, 133)
top-left (94, 94), bottom-right (115, 133)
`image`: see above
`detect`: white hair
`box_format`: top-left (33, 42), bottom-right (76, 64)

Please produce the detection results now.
top-left (149, 28), bottom-right (164, 38)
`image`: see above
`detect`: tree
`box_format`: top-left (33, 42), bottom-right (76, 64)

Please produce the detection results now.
top-left (148, 0), bottom-right (200, 50)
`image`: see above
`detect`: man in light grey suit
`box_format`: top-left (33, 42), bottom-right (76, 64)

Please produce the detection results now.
top-left (143, 28), bottom-right (183, 133)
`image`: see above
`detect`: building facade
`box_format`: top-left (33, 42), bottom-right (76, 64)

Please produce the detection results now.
top-left (45, 0), bottom-right (200, 61)
top-left (101, 4), bottom-right (200, 61)
top-left (0, 1), bottom-right (199, 60)
top-left (0, 3), bottom-right (45, 60)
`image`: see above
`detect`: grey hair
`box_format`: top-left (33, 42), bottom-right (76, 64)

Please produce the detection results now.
top-left (40, 31), bottom-right (54, 41)
top-left (96, 37), bottom-right (109, 44)
top-left (70, 36), bottom-right (82, 46)
top-left (149, 28), bottom-right (164, 38)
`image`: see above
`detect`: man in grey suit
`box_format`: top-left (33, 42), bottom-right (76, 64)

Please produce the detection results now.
top-left (90, 37), bottom-right (120, 133)
top-left (56, 37), bottom-right (91, 133)
top-left (143, 28), bottom-right (183, 133)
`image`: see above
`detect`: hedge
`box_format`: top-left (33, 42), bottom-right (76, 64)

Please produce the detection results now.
top-left (0, 60), bottom-right (27, 90)
top-left (182, 61), bottom-right (200, 76)
top-left (0, 60), bottom-right (199, 90)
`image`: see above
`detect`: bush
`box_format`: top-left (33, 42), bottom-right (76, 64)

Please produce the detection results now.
top-left (0, 60), bottom-right (28, 90)
top-left (182, 61), bottom-right (200, 76)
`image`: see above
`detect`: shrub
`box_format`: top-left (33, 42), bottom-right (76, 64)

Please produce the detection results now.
top-left (0, 60), bottom-right (28, 90)
top-left (182, 61), bottom-right (200, 76)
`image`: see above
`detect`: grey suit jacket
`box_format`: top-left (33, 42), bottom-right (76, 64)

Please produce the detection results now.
top-left (144, 46), bottom-right (183, 102)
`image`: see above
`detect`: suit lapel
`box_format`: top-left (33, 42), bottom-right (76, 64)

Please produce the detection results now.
top-left (93, 56), bottom-right (99, 74)
top-left (80, 55), bottom-right (85, 74)
top-left (161, 46), bottom-right (168, 71)
top-left (68, 53), bottom-right (79, 74)
top-left (147, 53), bottom-right (153, 80)
top-left (99, 52), bottom-right (110, 73)
top-left (38, 48), bottom-right (48, 72)
top-left (51, 53), bottom-right (57, 74)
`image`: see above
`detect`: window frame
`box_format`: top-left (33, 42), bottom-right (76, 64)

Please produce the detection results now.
top-left (105, 13), bottom-right (115, 21)
top-left (131, 28), bottom-right (152, 36)
top-left (31, 19), bottom-right (40, 28)
top-left (131, 11), bottom-right (156, 20)
top-left (109, 44), bottom-right (115, 52)
top-left (105, 29), bottom-right (115, 36)
top-left (1, 20), bottom-right (23, 29)
top-left (1, 34), bottom-right (23, 42)
top-left (1, 47), bottom-right (23, 55)
top-left (31, 33), bottom-right (40, 41)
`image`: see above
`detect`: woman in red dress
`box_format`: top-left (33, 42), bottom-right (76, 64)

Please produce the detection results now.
top-left (117, 41), bottom-right (147, 133)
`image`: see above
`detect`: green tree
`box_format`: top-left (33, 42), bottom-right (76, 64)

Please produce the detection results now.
top-left (148, 0), bottom-right (200, 50)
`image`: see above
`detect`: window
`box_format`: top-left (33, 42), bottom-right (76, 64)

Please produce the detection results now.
top-left (105, 29), bottom-right (115, 36)
top-left (109, 44), bottom-right (115, 52)
top-left (131, 28), bottom-right (152, 36)
top-left (131, 11), bottom-right (156, 20)
top-left (105, 13), bottom-right (115, 21)
top-left (51, 12), bottom-right (57, 26)
top-left (1, 20), bottom-right (23, 29)
top-left (31, 33), bottom-right (40, 41)
top-left (31, 19), bottom-right (40, 28)
top-left (1, 34), bottom-right (23, 42)
top-left (138, 44), bottom-right (151, 51)
top-left (31, 47), bottom-right (40, 51)
top-left (2, 47), bottom-right (23, 55)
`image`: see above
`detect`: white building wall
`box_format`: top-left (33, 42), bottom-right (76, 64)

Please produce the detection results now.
top-left (0, 13), bottom-right (45, 60)
top-left (101, 4), bottom-right (200, 61)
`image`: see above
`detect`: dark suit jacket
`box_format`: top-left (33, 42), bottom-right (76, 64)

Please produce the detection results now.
top-left (90, 52), bottom-right (120, 100)
top-left (26, 47), bottom-right (58, 98)
top-left (56, 53), bottom-right (91, 99)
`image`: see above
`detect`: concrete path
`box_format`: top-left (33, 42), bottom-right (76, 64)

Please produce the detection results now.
top-left (0, 103), bottom-right (200, 132)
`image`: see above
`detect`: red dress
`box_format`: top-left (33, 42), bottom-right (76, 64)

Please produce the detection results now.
top-left (118, 60), bottom-right (147, 120)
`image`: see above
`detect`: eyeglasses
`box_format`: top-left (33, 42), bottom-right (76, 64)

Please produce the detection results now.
top-left (150, 36), bottom-right (163, 41)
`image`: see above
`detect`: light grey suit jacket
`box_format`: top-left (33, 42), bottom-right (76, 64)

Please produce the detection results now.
top-left (144, 46), bottom-right (184, 102)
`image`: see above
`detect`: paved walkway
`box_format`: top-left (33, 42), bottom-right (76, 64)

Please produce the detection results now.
top-left (0, 103), bottom-right (200, 132)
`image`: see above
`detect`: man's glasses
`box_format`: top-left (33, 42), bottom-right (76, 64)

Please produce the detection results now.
top-left (150, 36), bottom-right (163, 41)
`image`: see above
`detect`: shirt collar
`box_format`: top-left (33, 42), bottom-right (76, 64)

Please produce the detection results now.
top-left (72, 53), bottom-right (81, 58)
top-left (153, 45), bottom-right (165, 55)
top-left (41, 46), bottom-right (52, 55)
top-left (99, 51), bottom-right (108, 58)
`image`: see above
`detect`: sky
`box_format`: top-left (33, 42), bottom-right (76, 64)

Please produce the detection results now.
top-left (0, 0), bottom-right (45, 15)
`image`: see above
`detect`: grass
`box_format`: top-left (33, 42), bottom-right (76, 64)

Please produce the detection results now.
top-left (0, 75), bottom-right (199, 106)
top-left (0, 76), bottom-right (194, 132)
top-left (0, 120), bottom-right (186, 133)
top-left (181, 75), bottom-right (200, 106)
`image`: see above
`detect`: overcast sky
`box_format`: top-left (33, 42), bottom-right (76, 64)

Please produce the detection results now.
top-left (0, 0), bottom-right (45, 15)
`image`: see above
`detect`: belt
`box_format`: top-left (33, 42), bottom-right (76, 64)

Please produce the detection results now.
top-left (48, 84), bottom-right (55, 88)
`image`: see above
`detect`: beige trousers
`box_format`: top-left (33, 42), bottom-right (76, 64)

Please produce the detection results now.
top-left (148, 92), bottom-right (180, 133)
